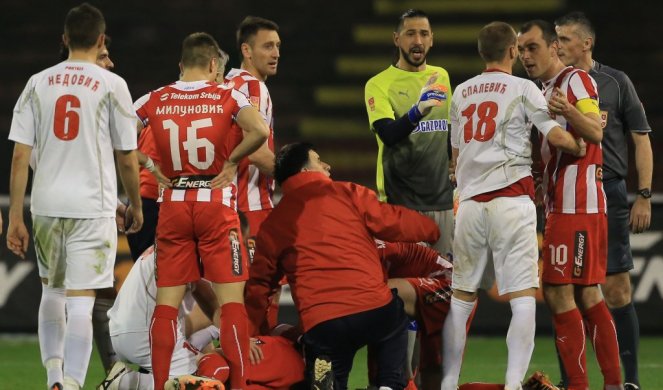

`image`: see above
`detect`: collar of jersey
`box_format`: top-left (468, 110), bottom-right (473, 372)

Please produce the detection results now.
top-left (171, 80), bottom-right (211, 91)
top-left (542, 66), bottom-right (573, 89)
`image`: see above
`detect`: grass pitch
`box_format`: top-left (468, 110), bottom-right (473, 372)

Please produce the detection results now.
top-left (1, 335), bottom-right (662, 389)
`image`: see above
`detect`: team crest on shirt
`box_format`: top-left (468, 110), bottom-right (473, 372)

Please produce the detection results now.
top-left (250, 96), bottom-right (260, 108)
top-left (368, 97), bottom-right (375, 112)
top-left (596, 166), bottom-right (603, 181)
top-left (600, 110), bottom-right (608, 129)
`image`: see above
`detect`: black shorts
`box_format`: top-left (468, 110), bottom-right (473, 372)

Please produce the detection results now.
top-left (604, 179), bottom-right (633, 274)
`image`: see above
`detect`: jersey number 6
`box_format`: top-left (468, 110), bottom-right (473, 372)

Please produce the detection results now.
top-left (54, 94), bottom-right (80, 141)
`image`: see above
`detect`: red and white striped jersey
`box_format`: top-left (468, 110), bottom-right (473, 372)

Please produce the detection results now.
top-left (224, 68), bottom-right (275, 212)
top-left (134, 80), bottom-right (250, 207)
top-left (541, 66), bottom-right (606, 214)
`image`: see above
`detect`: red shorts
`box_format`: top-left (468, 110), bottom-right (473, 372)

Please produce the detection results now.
top-left (406, 277), bottom-right (452, 369)
top-left (542, 213), bottom-right (607, 285)
top-left (244, 209), bottom-right (272, 237)
top-left (406, 277), bottom-right (451, 336)
top-left (155, 202), bottom-right (249, 287)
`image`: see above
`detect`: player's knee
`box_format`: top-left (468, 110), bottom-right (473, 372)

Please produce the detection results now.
top-left (542, 284), bottom-right (575, 313)
top-left (603, 273), bottom-right (632, 308)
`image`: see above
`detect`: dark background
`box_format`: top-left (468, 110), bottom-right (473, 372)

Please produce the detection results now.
top-left (0, 0), bottom-right (661, 333)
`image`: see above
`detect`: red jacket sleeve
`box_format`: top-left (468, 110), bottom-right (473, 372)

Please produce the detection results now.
top-left (244, 228), bottom-right (283, 336)
top-left (347, 183), bottom-right (440, 244)
top-left (380, 241), bottom-right (440, 269)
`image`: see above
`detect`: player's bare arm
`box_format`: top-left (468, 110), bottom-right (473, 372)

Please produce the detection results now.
top-left (136, 149), bottom-right (171, 188)
top-left (211, 106), bottom-right (269, 189)
top-left (548, 87), bottom-right (602, 143)
top-left (630, 131), bottom-right (653, 233)
top-left (7, 142), bottom-right (32, 259)
top-left (115, 150), bottom-right (143, 233)
top-left (545, 126), bottom-right (586, 157)
top-left (246, 137), bottom-right (275, 176)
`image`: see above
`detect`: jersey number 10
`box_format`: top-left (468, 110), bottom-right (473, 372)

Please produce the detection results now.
top-left (461, 101), bottom-right (498, 143)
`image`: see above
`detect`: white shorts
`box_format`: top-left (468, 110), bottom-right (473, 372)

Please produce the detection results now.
top-left (111, 331), bottom-right (197, 376)
top-left (33, 216), bottom-right (117, 290)
top-left (452, 196), bottom-right (539, 295)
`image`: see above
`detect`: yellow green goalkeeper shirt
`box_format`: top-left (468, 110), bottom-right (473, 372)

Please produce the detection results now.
top-left (364, 64), bottom-right (453, 211)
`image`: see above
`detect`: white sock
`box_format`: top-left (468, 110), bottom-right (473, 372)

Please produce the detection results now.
top-left (505, 296), bottom-right (536, 389)
top-left (39, 285), bottom-right (66, 387)
top-left (441, 296), bottom-right (476, 390)
top-left (188, 325), bottom-right (220, 352)
top-left (64, 296), bottom-right (95, 387)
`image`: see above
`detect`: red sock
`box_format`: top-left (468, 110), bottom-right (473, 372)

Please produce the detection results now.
top-left (582, 301), bottom-right (622, 387)
top-left (221, 302), bottom-right (250, 390)
top-left (196, 352), bottom-right (230, 382)
top-left (553, 308), bottom-right (588, 389)
top-left (150, 305), bottom-right (179, 390)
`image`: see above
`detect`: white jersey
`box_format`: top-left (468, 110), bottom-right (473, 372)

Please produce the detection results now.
top-left (450, 70), bottom-right (559, 201)
top-left (8, 61), bottom-right (137, 218)
top-left (108, 246), bottom-right (187, 336)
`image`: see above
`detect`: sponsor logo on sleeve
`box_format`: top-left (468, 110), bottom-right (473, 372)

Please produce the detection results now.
top-left (573, 231), bottom-right (587, 278)
top-left (600, 110), bottom-right (608, 129)
top-left (250, 96), bottom-right (260, 108)
top-left (229, 229), bottom-right (243, 276)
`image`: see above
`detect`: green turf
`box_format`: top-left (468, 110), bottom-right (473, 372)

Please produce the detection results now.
top-left (2, 335), bottom-right (662, 389)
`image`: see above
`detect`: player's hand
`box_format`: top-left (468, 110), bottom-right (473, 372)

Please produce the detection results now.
top-left (249, 338), bottom-right (264, 364)
top-left (6, 219), bottom-right (29, 259)
top-left (548, 87), bottom-right (573, 117)
top-left (124, 204), bottom-right (143, 234)
top-left (414, 73), bottom-right (448, 118)
top-left (630, 197), bottom-right (651, 234)
top-left (574, 138), bottom-right (587, 157)
top-left (151, 163), bottom-right (172, 188)
top-left (116, 201), bottom-right (128, 233)
top-left (211, 160), bottom-right (238, 190)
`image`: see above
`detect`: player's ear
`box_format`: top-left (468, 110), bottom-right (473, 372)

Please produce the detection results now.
top-left (241, 42), bottom-right (251, 60)
top-left (393, 31), bottom-right (399, 47)
top-left (96, 33), bottom-right (105, 49)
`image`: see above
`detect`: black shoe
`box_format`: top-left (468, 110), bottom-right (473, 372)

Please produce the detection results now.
top-left (312, 356), bottom-right (333, 390)
top-left (624, 384), bottom-right (640, 390)
top-left (50, 383), bottom-right (63, 390)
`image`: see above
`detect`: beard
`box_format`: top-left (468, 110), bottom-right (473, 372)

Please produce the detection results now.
top-left (400, 46), bottom-right (428, 68)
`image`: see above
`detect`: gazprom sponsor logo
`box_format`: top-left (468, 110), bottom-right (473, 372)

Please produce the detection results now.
top-left (413, 119), bottom-right (449, 133)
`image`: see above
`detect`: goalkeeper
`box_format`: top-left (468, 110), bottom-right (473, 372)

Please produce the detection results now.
top-left (364, 9), bottom-right (455, 266)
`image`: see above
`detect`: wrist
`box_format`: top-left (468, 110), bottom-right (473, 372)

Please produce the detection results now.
top-left (637, 188), bottom-right (652, 199)
top-left (407, 105), bottom-right (423, 124)
top-left (143, 157), bottom-right (156, 173)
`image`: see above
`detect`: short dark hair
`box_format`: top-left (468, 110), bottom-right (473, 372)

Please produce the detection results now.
top-left (520, 19), bottom-right (557, 45)
top-left (274, 142), bottom-right (314, 185)
top-left (555, 11), bottom-right (596, 50)
top-left (396, 9), bottom-right (429, 32)
top-left (236, 16), bottom-right (279, 52)
top-left (180, 32), bottom-right (228, 69)
top-left (60, 34), bottom-right (111, 61)
top-left (478, 22), bottom-right (516, 62)
top-left (64, 3), bottom-right (106, 50)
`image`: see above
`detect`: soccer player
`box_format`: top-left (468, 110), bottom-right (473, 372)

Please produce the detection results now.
top-left (225, 15), bottom-right (279, 236)
top-left (364, 9), bottom-right (454, 258)
top-left (555, 12), bottom-right (653, 389)
top-left (6, 4), bottom-right (142, 389)
top-left (224, 16), bottom-right (281, 332)
top-left (134, 32), bottom-right (269, 390)
top-left (375, 241), bottom-right (454, 390)
top-left (245, 142), bottom-right (440, 390)
top-left (518, 20), bottom-right (622, 390)
top-left (441, 22), bottom-right (585, 390)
